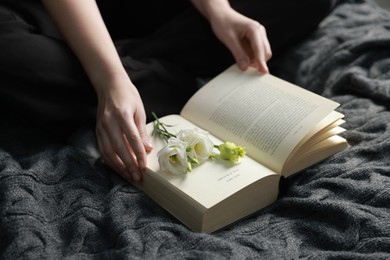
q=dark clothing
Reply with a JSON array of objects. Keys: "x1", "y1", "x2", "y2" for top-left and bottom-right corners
[{"x1": 0, "y1": 0, "x2": 338, "y2": 135}]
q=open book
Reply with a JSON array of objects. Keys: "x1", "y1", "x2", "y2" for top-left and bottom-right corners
[{"x1": 133, "y1": 65, "x2": 348, "y2": 234}]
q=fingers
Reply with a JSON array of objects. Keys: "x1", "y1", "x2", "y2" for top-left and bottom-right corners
[
  {"x1": 248, "y1": 22, "x2": 272, "y2": 74},
  {"x1": 135, "y1": 111, "x2": 153, "y2": 154},
  {"x1": 225, "y1": 21, "x2": 272, "y2": 74},
  {"x1": 120, "y1": 112, "x2": 149, "y2": 173},
  {"x1": 97, "y1": 122, "x2": 141, "y2": 182},
  {"x1": 226, "y1": 34, "x2": 251, "y2": 71},
  {"x1": 96, "y1": 109, "x2": 151, "y2": 182},
  {"x1": 96, "y1": 126, "x2": 127, "y2": 180}
]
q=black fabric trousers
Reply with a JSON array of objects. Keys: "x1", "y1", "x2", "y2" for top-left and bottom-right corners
[{"x1": 0, "y1": 0, "x2": 338, "y2": 135}]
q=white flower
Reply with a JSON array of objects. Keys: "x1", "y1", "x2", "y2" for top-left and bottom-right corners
[
  {"x1": 152, "y1": 112, "x2": 246, "y2": 175},
  {"x1": 177, "y1": 129, "x2": 214, "y2": 164},
  {"x1": 157, "y1": 137, "x2": 190, "y2": 175}
]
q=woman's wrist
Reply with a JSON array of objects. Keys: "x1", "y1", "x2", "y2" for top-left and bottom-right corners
[{"x1": 90, "y1": 67, "x2": 133, "y2": 98}]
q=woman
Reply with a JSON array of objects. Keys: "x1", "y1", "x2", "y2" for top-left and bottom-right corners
[{"x1": 0, "y1": 0, "x2": 338, "y2": 182}]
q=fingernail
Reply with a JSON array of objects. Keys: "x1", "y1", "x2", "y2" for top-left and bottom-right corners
[
  {"x1": 239, "y1": 59, "x2": 249, "y2": 70},
  {"x1": 145, "y1": 138, "x2": 152, "y2": 147},
  {"x1": 146, "y1": 142, "x2": 153, "y2": 151},
  {"x1": 262, "y1": 64, "x2": 269, "y2": 74}
]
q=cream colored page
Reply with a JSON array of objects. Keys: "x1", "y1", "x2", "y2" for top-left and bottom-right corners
[
  {"x1": 180, "y1": 65, "x2": 339, "y2": 173},
  {"x1": 146, "y1": 115, "x2": 278, "y2": 209}
]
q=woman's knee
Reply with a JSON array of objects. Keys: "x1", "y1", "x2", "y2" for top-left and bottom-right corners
[
  {"x1": 0, "y1": 6, "x2": 16, "y2": 22},
  {"x1": 0, "y1": 6, "x2": 20, "y2": 29},
  {"x1": 0, "y1": 5, "x2": 33, "y2": 38},
  {"x1": 300, "y1": 0, "x2": 339, "y2": 21},
  {"x1": 230, "y1": 0, "x2": 338, "y2": 20}
]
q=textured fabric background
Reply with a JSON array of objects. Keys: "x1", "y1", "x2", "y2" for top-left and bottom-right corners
[{"x1": 1, "y1": 0, "x2": 390, "y2": 259}]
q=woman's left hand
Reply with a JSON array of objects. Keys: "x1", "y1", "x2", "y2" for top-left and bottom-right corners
[
  {"x1": 191, "y1": 0, "x2": 272, "y2": 73},
  {"x1": 209, "y1": 6, "x2": 272, "y2": 73}
]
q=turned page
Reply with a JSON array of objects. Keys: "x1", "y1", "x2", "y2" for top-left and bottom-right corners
[{"x1": 180, "y1": 65, "x2": 339, "y2": 173}]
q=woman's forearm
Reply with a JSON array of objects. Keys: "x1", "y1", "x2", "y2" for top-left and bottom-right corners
[
  {"x1": 43, "y1": 0, "x2": 151, "y2": 182},
  {"x1": 42, "y1": 0, "x2": 127, "y2": 94}
]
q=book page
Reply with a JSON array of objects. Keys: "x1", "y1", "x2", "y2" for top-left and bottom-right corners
[
  {"x1": 146, "y1": 115, "x2": 278, "y2": 209},
  {"x1": 283, "y1": 135, "x2": 348, "y2": 176},
  {"x1": 284, "y1": 111, "x2": 345, "y2": 167},
  {"x1": 180, "y1": 65, "x2": 339, "y2": 173}
]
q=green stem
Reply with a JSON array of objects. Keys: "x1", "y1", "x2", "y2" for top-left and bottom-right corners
[{"x1": 152, "y1": 112, "x2": 176, "y2": 142}]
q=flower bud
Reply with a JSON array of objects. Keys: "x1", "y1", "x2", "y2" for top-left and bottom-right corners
[{"x1": 218, "y1": 141, "x2": 246, "y2": 164}]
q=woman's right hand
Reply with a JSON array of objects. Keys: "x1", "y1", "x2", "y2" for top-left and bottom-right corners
[
  {"x1": 95, "y1": 72, "x2": 153, "y2": 182},
  {"x1": 42, "y1": 0, "x2": 152, "y2": 181}
]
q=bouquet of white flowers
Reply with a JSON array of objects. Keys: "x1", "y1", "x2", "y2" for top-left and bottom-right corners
[{"x1": 152, "y1": 113, "x2": 246, "y2": 175}]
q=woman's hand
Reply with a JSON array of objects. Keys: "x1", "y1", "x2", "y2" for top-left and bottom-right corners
[
  {"x1": 210, "y1": 8, "x2": 272, "y2": 73},
  {"x1": 95, "y1": 73, "x2": 153, "y2": 182},
  {"x1": 42, "y1": 0, "x2": 152, "y2": 181},
  {"x1": 191, "y1": 0, "x2": 272, "y2": 73}
]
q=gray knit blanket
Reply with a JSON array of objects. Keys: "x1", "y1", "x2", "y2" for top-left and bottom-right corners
[{"x1": 1, "y1": 0, "x2": 390, "y2": 259}]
